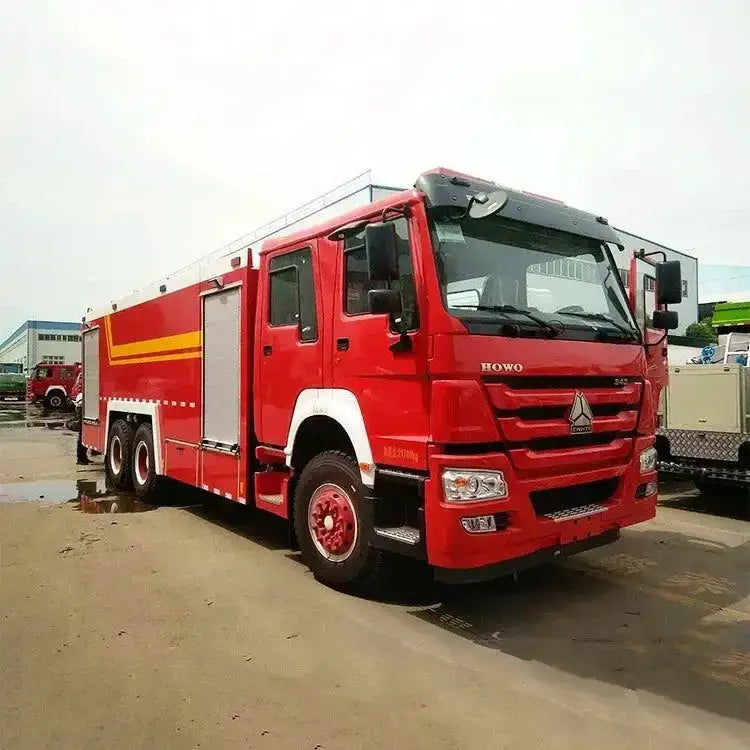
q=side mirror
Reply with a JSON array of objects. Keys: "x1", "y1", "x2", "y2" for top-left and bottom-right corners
[
  {"x1": 655, "y1": 261, "x2": 682, "y2": 305},
  {"x1": 652, "y1": 309, "x2": 678, "y2": 331},
  {"x1": 365, "y1": 222, "x2": 399, "y2": 281},
  {"x1": 368, "y1": 288, "x2": 402, "y2": 315}
]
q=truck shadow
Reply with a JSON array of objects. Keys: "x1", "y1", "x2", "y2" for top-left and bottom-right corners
[
  {"x1": 410, "y1": 527, "x2": 750, "y2": 722},
  {"x1": 659, "y1": 481, "x2": 750, "y2": 521},
  {"x1": 178, "y1": 488, "x2": 291, "y2": 551},
  {"x1": 171, "y1": 483, "x2": 750, "y2": 721}
]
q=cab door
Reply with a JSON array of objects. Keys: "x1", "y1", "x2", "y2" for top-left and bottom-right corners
[
  {"x1": 630, "y1": 255, "x2": 667, "y2": 425},
  {"x1": 331, "y1": 215, "x2": 429, "y2": 470},
  {"x1": 258, "y1": 242, "x2": 323, "y2": 447}
]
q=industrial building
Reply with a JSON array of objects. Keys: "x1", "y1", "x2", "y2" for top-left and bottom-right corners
[
  {"x1": 612, "y1": 229, "x2": 698, "y2": 335},
  {"x1": 0, "y1": 320, "x2": 82, "y2": 373}
]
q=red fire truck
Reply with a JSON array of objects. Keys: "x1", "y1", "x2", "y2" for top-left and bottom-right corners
[
  {"x1": 81, "y1": 169, "x2": 682, "y2": 588},
  {"x1": 27, "y1": 362, "x2": 81, "y2": 409}
]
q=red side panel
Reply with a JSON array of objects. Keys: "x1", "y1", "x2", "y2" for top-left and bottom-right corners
[
  {"x1": 201, "y1": 451, "x2": 244, "y2": 502},
  {"x1": 164, "y1": 440, "x2": 198, "y2": 486},
  {"x1": 83, "y1": 259, "x2": 258, "y2": 508}
]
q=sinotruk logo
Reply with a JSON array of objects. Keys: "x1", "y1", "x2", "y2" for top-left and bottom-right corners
[{"x1": 569, "y1": 391, "x2": 593, "y2": 434}]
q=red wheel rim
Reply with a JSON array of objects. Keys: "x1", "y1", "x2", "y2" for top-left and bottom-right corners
[
  {"x1": 307, "y1": 483, "x2": 358, "y2": 562},
  {"x1": 110, "y1": 435, "x2": 122, "y2": 475},
  {"x1": 135, "y1": 441, "x2": 149, "y2": 486}
]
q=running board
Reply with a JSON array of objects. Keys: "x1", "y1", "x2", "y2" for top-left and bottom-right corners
[
  {"x1": 544, "y1": 503, "x2": 607, "y2": 522},
  {"x1": 375, "y1": 525, "x2": 420, "y2": 545},
  {"x1": 372, "y1": 525, "x2": 424, "y2": 559}
]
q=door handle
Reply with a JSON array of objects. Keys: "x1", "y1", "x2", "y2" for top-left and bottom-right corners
[
  {"x1": 263, "y1": 345, "x2": 272, "y2": 356},
  {"x1": 336, "y1": 338, "x2": 349, "y2": 352}
]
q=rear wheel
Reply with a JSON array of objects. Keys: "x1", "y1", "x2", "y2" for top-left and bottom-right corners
[
  {"x1": 131, "y1": 423, "x2": 158, "y2": 500},
  {"x1": 106, "y1": 420, "x2": 135, "y2": 489},
  {"x1": 293, "y1": 450, "x2": 392, "y2": 592}
]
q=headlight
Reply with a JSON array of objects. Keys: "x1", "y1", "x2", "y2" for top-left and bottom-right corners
[
  {"x1": 639, "y1": 446, "x2": 657, "y2": 474},
  {"x1": 442, "y1": 469, "x2": 508, "y2": 503}
]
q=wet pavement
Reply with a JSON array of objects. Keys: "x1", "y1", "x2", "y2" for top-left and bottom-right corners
[
  {"x1": 0, "y1": 401, "x2": 73, "y2": 429},
  {"x1": 1, "y1": 427, "x2": 749, "y2": 748},
  {"x1": 0, "y1": 476, "x2": 154, "y2": 513}
]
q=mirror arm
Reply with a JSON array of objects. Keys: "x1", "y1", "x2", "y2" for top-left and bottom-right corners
[
  {"x1": 388, "y1": 313, "x2": 412, "y2": 353},
  {"x1": 635, "y1": 248, "x2": 667, "y2": 263},
  {"x1": 389, "y1": 331, "x2": 412, "y2": 353},
  {"x1": 380, "y1": 204, "x2": 411, "y2": 223}
]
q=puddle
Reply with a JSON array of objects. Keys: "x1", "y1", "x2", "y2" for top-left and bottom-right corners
[
  {"x1": 0, "y1": 477, "x2": 155, "y2": 513},
  {"x1": 0, "y1": 403, "x2": 73, "y2": 429},
  {"x1": 77, "y1": 495, "x2": 153, "y2": 514}
]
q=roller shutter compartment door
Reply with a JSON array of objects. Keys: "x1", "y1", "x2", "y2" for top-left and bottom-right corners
[
  {"x1": 202, "y1": 287, "x2": 240, "y2": 447},
  {"x1": 83, "y1": 328, "x2": 99, "y2": 421}
]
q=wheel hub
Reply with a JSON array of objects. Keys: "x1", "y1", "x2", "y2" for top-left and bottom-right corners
[{"x1": 308, "y1": 485, "x2": 357, "y2": 560}]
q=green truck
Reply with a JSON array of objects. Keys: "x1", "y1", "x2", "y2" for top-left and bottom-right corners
[{"x1": 0, "y1": 362, "x2": 25, "y2": 401}]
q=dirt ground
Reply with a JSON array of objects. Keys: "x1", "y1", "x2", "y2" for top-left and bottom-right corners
[{"x1": 1, "y1": 410, "x2": 749, "y2": 749}]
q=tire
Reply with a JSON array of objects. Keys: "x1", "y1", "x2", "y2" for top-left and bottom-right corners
[
  {"x1": 46, "y1": 391, "x2": 65, "y2": 409},
  {"x1": 131, "y1": 423, "x2": 158, "y2": 500},
  {"x1": 293, "y1": 450, "x2": 392, "y2": 592},
  {"x1": 106, "y1": 420, "x2": 135, "y2": 489}
]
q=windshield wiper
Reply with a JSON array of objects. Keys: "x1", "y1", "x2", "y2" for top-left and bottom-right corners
[
  {"x1": 555, "y1": 310, "x2": 637, "y2": 340},
  {"x1": 452, "y1": 304, "x2": 563, "y2": 337}
]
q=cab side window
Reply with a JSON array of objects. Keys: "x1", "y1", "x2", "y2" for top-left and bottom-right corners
[
  {"x1": 343, "y1": 216, "x2": 419, "y2": 331},
  {"x1": 269, "y1": 248, "x2": 318, "y2": 343}
]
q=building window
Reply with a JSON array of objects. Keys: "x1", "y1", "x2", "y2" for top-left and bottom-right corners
[
  {"x1": 618, "y1": 268, "x2": 630, "y2": 288},
  {"x1": 681, "y1": 279, "x2": 688, "y2": 298}
]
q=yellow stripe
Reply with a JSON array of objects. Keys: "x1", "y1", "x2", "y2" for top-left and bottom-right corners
[
  {"x1": 104, "y1": 315, "x2": 114, "y2": 361},
  {"x1": 109, "y1": 351, "x2": 202, "y2": 366},
  {"x1": 102, "y1": 314, "x2": 202, "y2": 365},
  {"x1": 111, "y1": 330, "x2": 201, "y2": 358}
]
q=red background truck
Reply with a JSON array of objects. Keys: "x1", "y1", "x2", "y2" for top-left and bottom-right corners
[
  {"x1": 81, "y1": 168, "x2": 682, "y2": 589},
  {"x1": 27, "y1": 362, "x2": 81, "y2": 409}
]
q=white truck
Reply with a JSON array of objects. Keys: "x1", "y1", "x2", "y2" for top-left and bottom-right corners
[{"x1": 657, "y1": 332, "x2": 750, "y2": 492}]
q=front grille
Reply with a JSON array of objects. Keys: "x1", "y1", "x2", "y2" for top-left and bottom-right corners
[
  {"x1": 485, "y1": 376, "x2": 641, "y2": 466},
  {"x1": 530, "y1": 478, "x2": 618, "y2": 517},
  {"x1": 507, "y1": 403, "x2": 626, "y2": 420},
  {"x1": 526, "y1": 432, "x2": 618, "y2": 451}
]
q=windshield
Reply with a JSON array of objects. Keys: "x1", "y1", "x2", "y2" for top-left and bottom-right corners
[{"x1": 429, "y1": 214, "x2": 639, "y2": 343}]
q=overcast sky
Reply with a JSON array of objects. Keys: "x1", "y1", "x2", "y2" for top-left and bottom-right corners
[{"x1": 1, "y1": 0, "x2": 748, "y2": 333}]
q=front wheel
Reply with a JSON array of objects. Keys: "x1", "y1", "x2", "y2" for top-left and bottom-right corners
[
  {"x1": 47, "y1": 392, "x2": 64, "y2": 409},
  {"x1": 293, "y1": 451, "x2": 392, "y2": 592}
]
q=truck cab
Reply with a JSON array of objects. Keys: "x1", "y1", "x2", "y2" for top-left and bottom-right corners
[
  {"x1": 254, "y1": 169, "x2": 683, "y2": 584},
  {"x1": 27, "y1": 363, "x2": 81, "y2": 409}
]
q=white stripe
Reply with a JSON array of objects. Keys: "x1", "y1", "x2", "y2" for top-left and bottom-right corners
[
  {"x1": 237, "y1": 497, "x2": 246, "y2": 504},
  {"x1": 180, "y1": 401, "x2": 186, "y2": 407},
  {"x1": 189, "y1": 402, "x2": 196, "y2": 408},
  {"x1": 163, "y1": 400, "x2": 168, "y2": 405},
  {"x1": 201, "y1": 484, "x2": 209, "y2": 490},
  {"x1": 171, "y1": 401, "x2": 177, "y2": 406},
  {"x1": 224, "y1": 492, "x2": 232, "y2": 499}
]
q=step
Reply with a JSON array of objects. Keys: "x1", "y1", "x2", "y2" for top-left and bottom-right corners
[{"x1": 374, "y1": 526, "x2": 420, "y2": 545}]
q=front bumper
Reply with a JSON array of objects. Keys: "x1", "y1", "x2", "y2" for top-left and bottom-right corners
[
  {"x1": 435, "y1": 529, "x2": 620, "y2": 584},
  {"x1": 424, "y1": 436, "x2": 656, "y2": 573}
]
